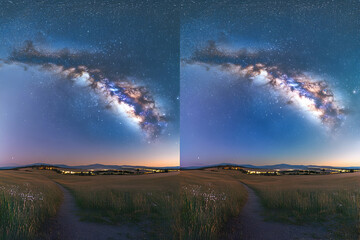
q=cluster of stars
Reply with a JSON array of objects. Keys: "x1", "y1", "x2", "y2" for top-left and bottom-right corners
[
  {"x1": 7, "y1": 42, "x2": 167, "y2": 139},
  {"x1": 186, "y1": 42, "x2": 346, "y2": 132}
]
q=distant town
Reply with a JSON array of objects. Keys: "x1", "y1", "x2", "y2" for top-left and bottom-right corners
[
  {"x1": 3, "y1": 163, "x2": 359, "y2": 176},
  {"x1": 221, "y1": 166, "x2": 358, "y2": 175},
  {"x1": 13, "y1": 165, "x2": 179, "y2": 176}
]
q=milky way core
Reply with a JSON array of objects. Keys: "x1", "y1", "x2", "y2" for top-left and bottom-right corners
[
  {"x1": 8, "y1": 42, "x2": 167, "y2": 139},
  {"x1": 186, "y1": 42, "x2": 346, "y2": 131}
]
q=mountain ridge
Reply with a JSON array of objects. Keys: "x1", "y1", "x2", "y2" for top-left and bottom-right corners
[
  {"x1": 1, "y1": 162, "x2": 359, "y2": 170},
  {"x1": 0, "y1": 163, "x2": 180, "y2": 170},
  {"x1": 181, "y1": 163, "x2": 360, "y2": 170}
]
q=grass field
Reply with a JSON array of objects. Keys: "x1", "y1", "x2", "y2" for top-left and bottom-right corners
[
  {"x1": 175, "y1": 170, "x2": 247, "y2": 239},
  {"x1": 1, "y1": 169, "x2": 247, "y2": 239},
  {"x1": 2, "y1": 167, "x2": 358, "y2": 239},
  {"x1": 229, "y1": 170, "x2": 360, "y2": 239},
  {"x1": 45, "y1": 170, "x2": 180, "y2": 239},
  {"x1": 0, "y1": 169, "x2": 62, "y2": 240},
  {"x1": 45, "y1": 169, "x2": 247, "y2": 239}
]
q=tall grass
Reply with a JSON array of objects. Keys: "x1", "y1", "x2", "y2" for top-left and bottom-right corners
[
  {"x1": 171, "y1": 170, "x2": 247, "y2": 239},
  {"x1": 48, "y1": 172, "x2": 181, "y2": 239},
  {"x1": 174, "y1": 181, "x2": 246, "y2": 240},
  {"x1": 231, "y1": 171, "x2": 360, "y2": 239},
  {"x1": 71, "y1": 187, "x2": 179, "y2": 239},
  {"x1": 0, "y1": 170, "x2": 62, "y2": 240},
  {"x1": 258, "y1": 188, "x2": 359, "y2": 221},
  {"x1": 255, "y1": 187, "x2": 360, "y2": 238},
  {"x1": 4, "y1": 168, "x2": 358, "y2": 239},
  {"x1": 48, "y1": 170, "x2": 247, "y2": 239}
]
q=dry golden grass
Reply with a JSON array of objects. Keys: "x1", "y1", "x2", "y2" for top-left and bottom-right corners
[
  {"x1": 44, "y1": 171, "x2": 180, "y2": 238},
  {"x1": 44, "y1": 169, "x2": 247, "y2": 239},
  {"x1": 0, "y1": 170, "x2": 62, "y2": 240},
  {"x1": 10, "y1": 167, "x2": 358, "y2": 239},
  {"x1": 175, "y1": 169, "x2": 247, "y2": 240},
  {"x1": 228, "y1": 170, "x2": 360, "y2": 239}
]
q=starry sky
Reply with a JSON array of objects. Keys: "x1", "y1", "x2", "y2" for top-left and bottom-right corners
[
  {"x1": 0, "y1": 0, "x2": 179, "y2": 167},
  {"x1": 181, "y1": 0, "x2": 360, "y2": 167}
]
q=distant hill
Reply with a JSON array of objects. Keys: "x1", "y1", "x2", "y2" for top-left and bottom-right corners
[
  {"x1": 1, "y1": 162, "x2": 359, "y2": 171},
  {"x1": 0, "y1": 166, "x2": 19, "y2": 170},
  {"x1": 181, "y1": 163, "x2": 360, "y2": 170},
  {"x1": 0, "y1": 163, "x2": 180, "y2": 170}
]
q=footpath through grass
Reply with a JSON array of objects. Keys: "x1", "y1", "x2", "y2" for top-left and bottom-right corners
[
  {"x1": 0, "y1": 169, "x2": 62, "y2": 240},
  {"x1": 229, "y1": 170, "x2": 360, "y2": 239},
  {"x1": 46, "y1": 171, "x2": 180, "y2": 239},
  {"x1": 46, "y1": 169, "x2": 247, "y2": 239},
  {"x1": 3, "y1": 168, "x2": 359, "y2": 239}
]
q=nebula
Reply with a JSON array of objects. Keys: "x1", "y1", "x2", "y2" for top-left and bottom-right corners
[
  {"x1": 185, "y1": 41, "x2": 346, "y2": 131},
  {"x1": 7, "y1": 41, "x2": 167, "y2": 139}
]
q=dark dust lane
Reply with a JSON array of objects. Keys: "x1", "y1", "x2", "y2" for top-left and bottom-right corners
[
  {"x1": 43, "y1": 183, "x2": 147, "y2": 240},
  {"x1": 224, "y1": 184, "x2": 329, "y2": 240}
]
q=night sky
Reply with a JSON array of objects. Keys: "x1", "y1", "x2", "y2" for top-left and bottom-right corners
[
  {"x1": 0, "y1": 0, "x2": 179, "y2": 167},
  {"x1": 1, "y1": 1, "x2": 359, "y2": 168},
  {"x1": 181, "y1": 0, "x2": 360, "y2": 167}
]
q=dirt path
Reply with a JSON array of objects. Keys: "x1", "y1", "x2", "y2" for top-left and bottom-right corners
[
  {"x1": 43, "y1": 183, "x2": 147, "y2": 240},
  {"x1": 225, "y1": 183, "x2": 328, "y2": 240}
]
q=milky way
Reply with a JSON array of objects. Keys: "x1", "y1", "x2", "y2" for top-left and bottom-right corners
[
  {"x1": 7, "y1": 41, "x2": 167, "y2": 139},
  {"x1": 186, "y1": 42, "x2": 346, "y2": 131}
]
